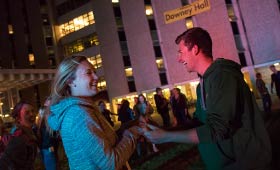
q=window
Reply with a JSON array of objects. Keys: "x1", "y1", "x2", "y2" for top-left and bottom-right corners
[
  {"x1": 145, "y1": 5, "x2": 153, "y2": 16},
  {"x1": 156, "y1": 59, "x2": 164, "y2": 69},
  {"x1": 42, "y1": 14, "x2": 50, "y2": 25},
  {"x1": 125, "y1": 68, "x2": 133, "y2": 77},
  {"x1": 230, "y1": 21, "x2": 239, "y2": 35},
  {"x1": 56, "y1": 0, "x2": 90, "y2": 17},
  {"x1": 238, "y1": 53, "x2": 247, "y2": 67},
  {"x1": 45, "y1": 37, "x2": 53, "y2": 46},
  {"x1": 185, "y1": 18, "x2": 194, "y2": 29},
  {"x1": 59, "y1": 11, "x2": 95, "y2": 37},
  {"x1": 123, "y1": 56, "x2": 131, "y2": 67},
  {"x1": 113, "y1": 6, "x2": 122, "y2": 17},
  {"x1": 154, "y1": 46, "x2": 162, "y2": 58},
  {"x1": 29, "y1": 54, "x2": 35, "y2": 66},
  {"x1": 181, "y1": 0, "x2": 189, "y2": 5},
  {"x1": 227, "y1": 5, "x2": 236, "y2": 21},
  {"x1": 118, "y1": 31, "x2": 127, "y2": 41},
  {"x1": 159, "y1": 73, "x2": 168, "y2": 85},
  {"x1": 88, "y1": 54, "x2": 102, "y2": 69},
  {"x1": 8, "y1": 25, "x2": 13, "y2": 34},
  {"x1": 225, "y1": 0, "x2": 232, "y2": 4},
  {"x1": 144, "y1": 0, "x2": 151, "y2": 5},
  {"x1": 128, "y1": 81, "x2": 136, "y2": 92},
  {"x1": 148, "y1": 19, "x2": 157, "y2": 30},
  {"x1": 64, "y1": 33, "x2": 99, "y2": 55}
]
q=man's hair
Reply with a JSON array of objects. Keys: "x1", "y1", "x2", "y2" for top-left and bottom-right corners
[
  {"x1": 270, "y1": 65, "x2": 275, "y2": 69},
  {"x1": 156, "y1": 87, "x2": 162, "y2": 93},
  {"x1": 175, "y1": 27, "x2": 213, "y2": 59},
  {"x1": 11, "y1": 101, "x2": 33, "y2": 119},
  {"x1": 256, "y1": 72, "x2": 261, "y2": 78}
]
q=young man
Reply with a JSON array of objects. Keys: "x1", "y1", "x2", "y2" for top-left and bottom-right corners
[
  {"x1": 154, "y1": 87, "x2": 170, "y2": 127},
  {"x1": 256, "y1": 72, "x2": 272, "y2": 114},
  {"x1": 269, "y1": 65, "x2": 280, "y2": 99},
  {"x1": 143, "y1": 27, "x2": 271, "y2": 170}
]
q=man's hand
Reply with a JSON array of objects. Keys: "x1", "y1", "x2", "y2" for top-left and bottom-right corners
[{"x1": 143, "y1": 124, "x2": 168, "y2": 144}]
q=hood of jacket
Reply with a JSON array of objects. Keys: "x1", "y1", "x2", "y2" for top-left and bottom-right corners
[
  {"x1": 203, "y1": 58, "x2": 243, "y2": 79},
  {"x1": 48, "y1": 97, "x2": 94, "y2": 131}
]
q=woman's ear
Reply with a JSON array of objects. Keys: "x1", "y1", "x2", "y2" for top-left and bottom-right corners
[{"x1": 67, "y1": 79, "x2": 75, "y2": 87}]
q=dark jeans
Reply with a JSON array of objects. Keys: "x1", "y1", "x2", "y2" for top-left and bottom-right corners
[
  {"x1": 159, "y1": 111, "x2": 170, "y2": 127},
  {"x1": 262, "y1": 94, "x2": 271, "y2": 114}
]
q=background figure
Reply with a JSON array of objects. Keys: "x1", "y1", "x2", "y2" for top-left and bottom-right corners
[
  {"x1": 0, "y1": 101, "x2": 38, "y2": 169},
  {"x1": 98, "y1": 100, "x2": 116, "y2": 127},
  {"x1": 270, "y1": 65, "x2": 280, "y2": 99},
  {"x1": 170, "y1": 88, "x2": 189, "y2": 127},
  {"x1": 134, "y1": 94, "x2": 159, "y2": 156},
  {"x1": 154, "y1": 87, "x2": 170, "y2": 127},
  {"x1": 143, "y1": 27, "x2": 271, "y2": 170},
  {"x1": 47, "y1": 56, "x2": 141, "y2": 170},
  {"x1": 37, "y1": 98, "x2": 59, "y2": 170},
  {"x1": 256, "y1": 72, "x2": 272, "y2": 115},
  {"x1": 134, "y1": 94, "x2": 154, "y2": 119},
  {"x1": 118, "y1": 99, "x2": 135, "y2": 126}
]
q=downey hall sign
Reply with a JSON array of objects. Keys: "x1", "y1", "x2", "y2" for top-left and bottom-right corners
[{"x1": 164, "y1": 0, "x2": 211, "y2": 24}]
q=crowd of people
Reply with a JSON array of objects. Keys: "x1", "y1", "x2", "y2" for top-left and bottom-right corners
[{"x1": 0, "y1": 27, "x2": 279, "y2": 170}]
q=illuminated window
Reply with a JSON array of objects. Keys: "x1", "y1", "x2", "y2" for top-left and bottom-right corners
[
  {"x1": 185, "y1": 18, "x2": 194, "y2": 29},
  {"x1": 97, "y1": 77, "x2": 107, "y2": 91},
  {"x1": 125, "y1": 68, "x2": 133, "y2": 77},
  {"x1": 64, "y1": 33, "x2": 99, "y2": 55},
  {"x1": 145, "y1": 5, "x2": 153, "y2": 16},
  {"x1": 29, "y1": 54, "x2": 35, "y2": 65},
  {"x1": 59, "y1": 11, "x2": 95, "y2": 38},
  {"x1": 112, "y1": 0, "x2": 119, "y2": 3},
  {"x1": 156, "y1": 59, "x2": 164, "y2": 69},
  {"x1": 8, "y1": 25, "x2": 13, "y2": 34},
  {"x1": 88, "y1": 54, "x2": 102, "y2": 69},
  {"x1": 227, "y1": 5, "x2": 236, "y2": 21}
]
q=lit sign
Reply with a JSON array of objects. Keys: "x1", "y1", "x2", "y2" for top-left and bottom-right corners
[{"x1": 164, "y1": 0, "x2": 210, "y2": 24}]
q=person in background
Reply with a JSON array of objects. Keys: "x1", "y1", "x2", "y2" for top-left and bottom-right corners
[
  {"x1": 98, "y1": 100, "x2": 116, "y2": 127},
  {"x1": 118, "y1": 99, "x2": 135, "y2": 126},
  {"x1": 47, "y1": 56, "x2": 141, "y2": 170},
  {"x1": 134, "y1": 94, "x2": 154, "y2": 119},
  {"x1": 256, "y1": 72, "x2": 272, "y2": 115},
  {"x1": 269, "y1": 65, "x2": 280, "y2": 99},
  {"x1": 135, "y1": 94, "x2": 159, "y2": 155},
  {"x1": 0, "y1": 101, "x2": 38, "y2": 169},
  {"x1": 170, "y1": 88, "x2": 189, "y2": 127},
  {"x1": 143, "y1": 27, "x2": 272, "y2": 170},
  {"x1": 154, "y1": 87, "x2": 171, "y2": 128},
  {"x1": 37, "y1": 98, "x2": 59, "y2": 170}
]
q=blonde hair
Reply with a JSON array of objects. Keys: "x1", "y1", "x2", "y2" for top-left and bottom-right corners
[
  {"x1": 50, "y1": 56, "x2": 88, "y2": 105},
  {"x1": 45, "y1": 56, "x2": 88, "y2": 126}
]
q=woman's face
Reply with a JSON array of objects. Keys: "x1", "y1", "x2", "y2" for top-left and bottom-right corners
[
  {"x1": 19, "y1": 104, "x2": 36, "y2": 128},
  {"x1": 139, "y1": 96, "x2": 145, "y2": 103},
  {"x1": 71, "y1": 60, "x2": 98, "y2": 97}
]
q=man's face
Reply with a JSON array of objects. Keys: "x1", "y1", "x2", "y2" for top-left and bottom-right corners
[
  {"x1": 177, "y1": 40, "x2": 196, "y2": 72},
  {"x1": 19, "y1": 104, "x2": 36, "y2": 128}
]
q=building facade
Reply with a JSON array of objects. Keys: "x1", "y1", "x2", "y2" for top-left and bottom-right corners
[{"x1": 1, "y1": 0, "x2": 280, "y2": 115}]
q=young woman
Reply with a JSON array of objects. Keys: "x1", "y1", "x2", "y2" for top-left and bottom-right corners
[
  {"x1": 0, "y1": 101, "x2": 38, "y2": 169},
  {"x1": 47, "y1": 56, "x2": 141, "y2": 170}
]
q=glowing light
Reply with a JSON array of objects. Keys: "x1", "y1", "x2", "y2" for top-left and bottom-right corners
[{"x1": 145, "y1": 6, "x2": 153, "y2": 16}]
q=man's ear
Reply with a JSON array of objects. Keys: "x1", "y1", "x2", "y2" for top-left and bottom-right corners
[{"x1": 192, "y1": 45, "x2": 200, "y2": 55}]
